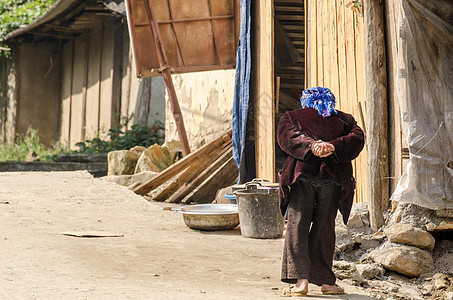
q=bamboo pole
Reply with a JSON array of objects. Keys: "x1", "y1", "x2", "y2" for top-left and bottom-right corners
[
  {"x1": 144, "y1": 0, "x2": 191, "y2": 156},
  {"x1": 363, "y1": 0, "x2": 389, "y2": 231}
]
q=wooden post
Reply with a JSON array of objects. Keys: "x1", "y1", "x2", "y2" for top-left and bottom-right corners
[
  {"x1": 253, "y1": 0, "x2": 275, "y2": 182},
  {"x1": 364, "y1": 0, "x2": 389, "y2": 231},
  {"x1": 144, "y1": 0, "x2": 191, "y2": 156}
]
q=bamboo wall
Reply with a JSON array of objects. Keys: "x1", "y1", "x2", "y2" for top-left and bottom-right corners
[{"x1": 306, "y1": 0, "x2": 367, "y2": 203}]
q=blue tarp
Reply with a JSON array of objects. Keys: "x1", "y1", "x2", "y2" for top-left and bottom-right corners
[{"x1": 232, "y1": 0, "x2": 252, "y2": 179}]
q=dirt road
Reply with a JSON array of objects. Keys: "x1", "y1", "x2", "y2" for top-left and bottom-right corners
[{"x1": 0, "y1": 171, "x2": 375, "y2": 299}]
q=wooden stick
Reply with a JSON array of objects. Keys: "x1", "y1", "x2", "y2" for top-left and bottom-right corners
[
  {"x1": 133, "y1": 130, "x2": 232, "y2": 195},
  {"x1": 144, "y1": 0, "x2": 191, "y2": 156}
]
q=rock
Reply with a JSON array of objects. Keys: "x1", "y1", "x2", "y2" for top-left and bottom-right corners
[
  {"x1": 359, "y1": 235, "x2": 381, "y2": 250},
  {"x1": 347, "y1": 213, "x2": 365, "y2": 228},
  {"x1": 130, "y1": 146, "x2": 146, "y2": 155},
  {"x1": 101, "y1": 171, "x2": 157, "y2": 187},
  {"x1": 421, "y1": 284, "x2": 434, "y2": 295},
  {"x1": 107, "y1": 150, "x2": 140, "y2": 175},
  {"x1": 432, "y1": 273, "x2": 449, "y2": 290},
  {"x1": 332, "y1": 261, "x2": 364, "y2": 285},
  {"x1": 436, "y1": 209, "x2": 453, "y2": 218},
  {"x1": 162, "y1": 140, "x2": 181, "y2": 162},
  {"x1": 446, "y1": 291, "x2": 453, "y2": 300},
  {"x1": 384, "y1": 223, "x2": 435, "y2": 250},
  {"x1": 134, "y1": 144, "x2": 173, "y2": 174},
  {"x1": 372, "y1": 231, "x2": 385, "y2": 242},
  {"x1": 335, "y1": 227, "x2": 355, "y2": 252},
  {"x1": 353, "y1": 235, "x2": 362, "y2": 244},
  {"x1": 427, "y1": 221, "x2": 453, "y2": 232},
  {"x1": 368, "y1": 243, "x2": 434, "y2": 277},
  {"x1": 391, "y1": 203, "x2": 442, "y2": 229},
  {"x1": 26, "y1": 150, "x2": 40, "y2": 162},
  {"x1": 356, "y1": 263, "x2": 384, "y2": 279}
]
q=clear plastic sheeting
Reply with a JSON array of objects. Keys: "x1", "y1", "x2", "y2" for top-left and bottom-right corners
[{"x1": 391, "y1": 0, "x2": 453, "y2": 210}]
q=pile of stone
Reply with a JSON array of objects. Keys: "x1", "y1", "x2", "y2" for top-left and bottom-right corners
[
  {"x1": 103, "y1": 140, "x2": 181, "y2": 189},
  {"x1": 333, "y1": 202, "x2": 453, "y2": 300},
  {"x1": 103, "y1": 130, "x2": 238, "y2": 205}
]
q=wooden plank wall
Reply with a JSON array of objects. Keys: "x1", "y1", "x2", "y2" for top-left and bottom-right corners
[
  {"x1": 60, "y1": 21, "x2": 139, "y2": 148},
  {"x1": 306, "y1": 0, "x2": 367, "y2": 203}
]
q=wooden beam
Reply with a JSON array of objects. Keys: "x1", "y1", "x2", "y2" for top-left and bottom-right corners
[
  {"x1": 364, "y1": 0, "x2": 389, "y2": 231},
  {"x1": 166, "y1": 146, "x2": 233, "y2": 203},
  {"x1": 253, "y1": 0, "x2": 275, "y2": 182},
  {"x1": 133, "y1": 130, "x2": 232, "y2": 195},
  {"x1": 181, "y1": 156, "x2": 238, "y2": 204},
  {"x1": 152, "y1": 144, "x2": 230, "y2": 202}
]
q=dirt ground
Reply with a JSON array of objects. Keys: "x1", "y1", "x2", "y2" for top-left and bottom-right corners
[{"x1": 0, "y1": 171, "x2": 376, "y2": 299}]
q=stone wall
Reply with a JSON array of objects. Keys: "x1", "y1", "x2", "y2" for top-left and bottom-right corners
[{"x1": 165, "y1": 69, "x2": 235, "y2": 150}]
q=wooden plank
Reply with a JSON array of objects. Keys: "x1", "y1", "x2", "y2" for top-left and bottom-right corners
[
  {"x1": 307, "y1": 0, "x2": 317, "y2": 87},
  {"x1": 364, "y1": 0, "x2": 389, "y2": 231},
  {"x1": 253, "y1": 0, "x2": 275, "y2": 182},
  {"x1": 60, "y1": 40, "x2": 73, "y2": 146},
  {"x1": 316, "y1": 0, "x2": 324, "y2": 85},
  {"x1": 322, "y1": 0, "x2": 331, "y2": 90},
  {"x1": 152, "y1": 143, "x2": 230, "y2": 202},
  {"x1": 385, "y1": 0, "x2": 403, "y2": 195},
  {"x1": 165, "y1": 146, "x2": 233, "y2": 203},
  {"x1": 99, "y1": 23, "x2": 115, "y2": 139},
  {"x1": 276, "y1": 76, "x2": 281, "y2": 113},
  {"x1": 344, "y1": 4, "x2": 357, "y2": 115},
  {"x1": 70, "y1": 36, "x2": 88, "y2": 148},
  {"x1": 111, "y1": 24, "x2": 123, "y2": 131},
  {"x1": 85, "y1": 26, "x2": 103, "y2": 139},
  {"x1": 181, "y1": 156, "x2": 238, "y2": 204},
  {"x1": 128, "y1": 48, "x2": 140, "y2": 128},
  {"x1": 354, "y1": 10, "x2": 367, "y2": 206},
  {"x1": 304, "y1": 0, "x2": 309, "y2": 88},
  {"x1": 134, "y1": 130, "x2": 232, "y2": 195},
  {"x1": 336, "y1": 0, "x2": 347, "y2": 111},
  {"x1": 121, "y1": 24, "x2": 132, "y2": 131},
  {"x1": 328, "y1": 0, "x2": 340, "y2": 100}
]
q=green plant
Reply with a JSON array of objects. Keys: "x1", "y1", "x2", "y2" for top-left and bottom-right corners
[
  {"x1": 73, "y1": 122, "x2": 164, "y2": 154},
  {"x1": 0, "y1": 0, "x2": 56, "y2": 55},
  {"x1": 0, "y1": 128, "x2": 66, "y2": 161}
]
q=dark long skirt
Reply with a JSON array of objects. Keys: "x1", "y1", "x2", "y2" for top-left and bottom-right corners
[{"x1": 281, "y1": 180, "x2": 341, "y2": 286}]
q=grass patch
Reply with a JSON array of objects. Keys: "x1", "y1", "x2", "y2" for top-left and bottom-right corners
[{"x1": 0, "y1": 128, "x2": 66, "y2": 161}]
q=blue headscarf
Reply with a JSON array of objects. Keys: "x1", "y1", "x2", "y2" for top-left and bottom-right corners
[{"x1": 300, "y1": 87, "x2": 337, "y2": 117}]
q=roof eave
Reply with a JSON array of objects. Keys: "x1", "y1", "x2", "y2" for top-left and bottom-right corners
[{"x1": 4, "y1": 0, "x2": 82, "y2": 41}]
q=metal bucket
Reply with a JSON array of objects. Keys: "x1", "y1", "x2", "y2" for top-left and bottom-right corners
[{"x1": 234, "y1": 185, "x2": 284, "y2": 239}]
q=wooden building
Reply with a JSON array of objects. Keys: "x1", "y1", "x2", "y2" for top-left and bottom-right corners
[{"x1": 1, "y1": 0, "x2": 165, "y2": 148}]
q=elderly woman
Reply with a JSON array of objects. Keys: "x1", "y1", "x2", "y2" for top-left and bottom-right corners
[{"x1": 277, "y1": 87, "x2": 365, "y2": 296}]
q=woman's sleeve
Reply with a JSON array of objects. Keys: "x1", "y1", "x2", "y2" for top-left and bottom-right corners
[
  {"x1": 277, "y1": 112, "x2": 316, "y2": 161},
  {"x1": 329, "y1": 115, "x2": 365, "y2": 163}
]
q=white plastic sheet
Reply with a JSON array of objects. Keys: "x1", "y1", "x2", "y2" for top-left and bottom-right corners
[{"x1": 391, "y1": 0, "x2": 453, "y2": 210}]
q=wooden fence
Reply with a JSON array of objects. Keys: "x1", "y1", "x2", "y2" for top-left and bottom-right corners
[{"x1": 305, "y1": 0, "x2": 367, "y2": 203}]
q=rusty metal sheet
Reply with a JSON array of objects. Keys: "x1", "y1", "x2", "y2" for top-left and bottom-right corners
[{"x1": 125, "y1": 0, "x2": 240, "y2": 78}]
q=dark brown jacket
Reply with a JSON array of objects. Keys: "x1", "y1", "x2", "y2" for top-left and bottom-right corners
[{"x1": 277, "y1": 107, "x2": 365, "y2": 224}]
